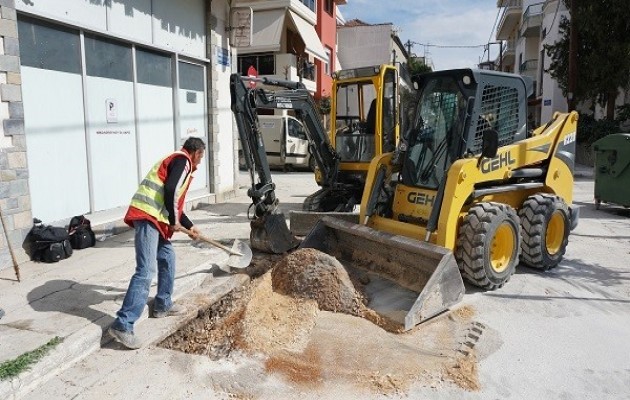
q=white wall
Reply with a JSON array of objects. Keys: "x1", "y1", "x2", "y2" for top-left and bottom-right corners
[
  {"x1": 540, "y1": 0, "x2": 569, "y2": 123},
  {"x1": 337, "y1": 24, "x2": 392, "y2": 69},
  {"x1": 22, "y1": 68, "x2": 90, "y2": 223},
  {"x1": 17, "y1": 0, "x2": 206, "y2": 58},
  {"x1": 211, "y1": 0, "x2": 237, "y2": 195}
]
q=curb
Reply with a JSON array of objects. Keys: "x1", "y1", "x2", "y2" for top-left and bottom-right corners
[{"x1": 0, "y1": 263, "x2": 250, "y2": 400}]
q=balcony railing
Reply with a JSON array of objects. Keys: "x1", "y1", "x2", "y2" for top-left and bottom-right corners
[
  {"x1": 521, "y1": 2, "x2": 544, "y2": 37},
  {"x1": 497, "y1": 0, "x2": 522, "y2": 40},
  {"x1": 519, "y1": 59, "x2": 538, "y2": 74}
]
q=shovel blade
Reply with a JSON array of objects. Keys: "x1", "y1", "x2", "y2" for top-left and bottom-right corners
[{"x1": 226, "y1": 239, "x2": 253, "y2": 270}]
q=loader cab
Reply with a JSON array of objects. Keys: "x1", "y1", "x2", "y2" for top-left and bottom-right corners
[
  {"x1": 401, "y1": 69, "x2": 531, "y2": 190},
  {"x1": 331, "y1": 65, "x2": 400, "y2": 169}
]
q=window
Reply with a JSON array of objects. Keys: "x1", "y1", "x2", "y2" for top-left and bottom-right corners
[
  {"x1": 136, "y1": 48, "x2": 172, "y2": 87},
  {"x1": 324, "y1": 47, "x2": 332, "y2": 75},
  {"x1": 381, "y1": 69, "x2": 397, "y2": 152},
  {"x1": 324, "y1": 0, "x2": 334, "y2": 15},
  {"x1": 238, "y1": 54, "x2": 275, "y2": 75},
  {"x1": 85, "y1": 35, "x2": 132, "y2": 81},
  {"x1": 178, "y1": 62, "x2": 204, "y2": 91},
  {"x1": 288, "y1": 119, "x2": 307, "y2": 140},
  {"x1": 18, "y1": 16, "x2": 81, "y2": 74},
  {"x1": 299, "y1": 0, "x2": 315, "y2": 12}
]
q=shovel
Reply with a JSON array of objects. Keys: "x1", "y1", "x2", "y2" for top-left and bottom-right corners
[{"x1": 181, "y1": 228, "x2": 252, "y2": 272}]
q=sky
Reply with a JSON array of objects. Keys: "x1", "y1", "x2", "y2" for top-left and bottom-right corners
[{"x1": 337, "y1": 0, "x2": 501, "y2": 70}]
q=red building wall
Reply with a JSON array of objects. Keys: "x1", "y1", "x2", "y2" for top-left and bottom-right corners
[{"x1": 315, "y1": 0, "x2": 337, "y2": 100}]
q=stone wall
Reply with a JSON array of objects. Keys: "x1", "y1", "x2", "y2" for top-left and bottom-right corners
[{"x1": 0, "y1": 0, "x2": 31, "y2": 272}]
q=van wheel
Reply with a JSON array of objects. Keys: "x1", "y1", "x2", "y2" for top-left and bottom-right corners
[
  {"x1": 455, "y1": 202, "x2": 521, "y2": 290},
  {"x1": 519, "y1": 194, "x2": 570, "y2": 270}
]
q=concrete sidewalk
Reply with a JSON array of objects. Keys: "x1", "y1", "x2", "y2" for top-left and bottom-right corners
[{"x1": 0, "y1": 205, "x2": 254, "y2": 399}]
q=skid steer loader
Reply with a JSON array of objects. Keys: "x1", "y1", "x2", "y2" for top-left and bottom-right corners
[{"x1": 302, "y1": 69, "x2": 579, "y2": 330}]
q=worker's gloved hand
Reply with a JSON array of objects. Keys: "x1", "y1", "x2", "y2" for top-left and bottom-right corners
[
  {"x1": 186, "y1": 226, "x2": 200, "y2": 240},
  {"x1": 170, "y1": 223, "x2": 182, "y2": 233}
]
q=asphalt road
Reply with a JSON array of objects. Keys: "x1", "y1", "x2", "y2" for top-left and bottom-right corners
[{"x1": 24, "y1": 172, "x2": 630, "y2": 399}]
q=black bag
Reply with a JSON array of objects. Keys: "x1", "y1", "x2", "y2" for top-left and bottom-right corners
[
  {"x1": 41, "y1": 239, "x2": 73, "y2": 263},
  {"x1": 68, "y1": 215, "x2": 96, "y2": 250},
  {"x1": 28, "y1": 221, "x2": 73, "y2": 263}
]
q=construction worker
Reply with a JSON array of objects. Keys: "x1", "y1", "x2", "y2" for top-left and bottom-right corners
[{"x1": 108, "y1": 137, "x2": 206, "y2": 349}]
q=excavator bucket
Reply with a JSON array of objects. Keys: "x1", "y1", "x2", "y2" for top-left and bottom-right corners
[
  {"x1": 250, "y1": 211, "x2": 299, "y2": 254},
  {"x1": 300, "y1": 217, "x2": 465, "y2": 331}
]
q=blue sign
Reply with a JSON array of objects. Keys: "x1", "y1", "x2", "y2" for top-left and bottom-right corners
[
  {"x1": 216, "y1": 47, "x2": 230, "y2": 67},
  {"x1": 544, "y1": 99, "x2": 551, "y2": 106}
]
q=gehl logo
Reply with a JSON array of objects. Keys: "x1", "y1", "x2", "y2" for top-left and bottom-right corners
[
  {"x1": 481, "y1": 152, "x2": 516, "y2": 173},
  {"x1": 407, "y1": 192, "x2": 436, "y2": 206}
]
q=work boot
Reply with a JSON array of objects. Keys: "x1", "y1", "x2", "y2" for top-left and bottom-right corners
[
  {"x1": 108, "y1": 326, "x2": 141, "y2": 350},
  {"x1": 152, "y1": 303, "x2": 187, "y2": 319}
]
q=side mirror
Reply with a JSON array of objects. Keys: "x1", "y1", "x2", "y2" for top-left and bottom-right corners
[{"x1": 481, "y1": 129, "x2": 499, "y2": 159}]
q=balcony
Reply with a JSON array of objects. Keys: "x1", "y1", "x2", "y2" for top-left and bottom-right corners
[
  {"x1": 519, "y1": 59, "x2": 538, "y2": 76},
  {"x1": 521, "y1": 2, "x2": 543, "y2": 37},
  {"x1": 499, "y1": 39, "x2": 516, "y2": 69},
  {"x1": 496, "y1": 0, "x2": 522, "y2": 40},
  {"x1": 267, "y1": 53, "x2": 317, "y2": 92}
]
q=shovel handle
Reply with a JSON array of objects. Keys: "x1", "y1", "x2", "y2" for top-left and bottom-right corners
[{"x1": 180, "y1": 227, "x2": 244, "y2": 257}]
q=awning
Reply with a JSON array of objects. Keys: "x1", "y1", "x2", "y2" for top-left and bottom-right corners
[
  {"x1": 249, "y1": 9, "x2": 285, "y2": 53},
  {"x1": 287, "y1": 10, "x2": 327, "y2": 62}
]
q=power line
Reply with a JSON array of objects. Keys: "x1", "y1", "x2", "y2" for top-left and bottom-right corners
[
  {"x1": 408, "y1": 40, "x2": 486, "y2": 49},
  {"x1": 483, "y1": 6, "x2": 503, "y2": 61}
]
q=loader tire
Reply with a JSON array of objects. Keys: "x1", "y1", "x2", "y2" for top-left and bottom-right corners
[
  {"x1": 455, "y1": 202, "x2": 521, "y2": 290},
  {"x1": 519, "y1": 194, "x2": 570, "y2": 270}
]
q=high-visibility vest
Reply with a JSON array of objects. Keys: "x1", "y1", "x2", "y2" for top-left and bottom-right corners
[{"x1": 130, "y1": 151, "x2": 193, "y2": 224}]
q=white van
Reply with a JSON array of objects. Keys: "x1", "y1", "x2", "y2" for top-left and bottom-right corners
[{"x1": 239, "y1": 115, "x2": 313, "y2": 171}]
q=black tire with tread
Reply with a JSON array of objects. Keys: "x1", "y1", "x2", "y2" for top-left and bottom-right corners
[
  {"x1": 455, "y1": 202, "x2": 521, "y2": 290},
  {"x1": 519, "y1": 193, "x2": 570, "y2": 270}
]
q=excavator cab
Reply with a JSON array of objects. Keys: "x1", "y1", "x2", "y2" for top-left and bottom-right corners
[{"x1": 326, "y1": 65, "x2": 400, "y2": 180}]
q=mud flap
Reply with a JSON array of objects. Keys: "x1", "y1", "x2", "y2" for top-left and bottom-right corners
[
  {"x1": 300, "y1": 217, "x2": 465, "y2": 331},
  {"x1": 250, "y1": 212, "x2": 299, "y2": 254}
]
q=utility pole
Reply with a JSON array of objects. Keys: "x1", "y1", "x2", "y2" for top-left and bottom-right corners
[
  {"x1": 567, "y1": 0, "x2": 577, "y2": 111},
  {"x1": 405, "y1": 39, "x2": 413, "y2": 59}
]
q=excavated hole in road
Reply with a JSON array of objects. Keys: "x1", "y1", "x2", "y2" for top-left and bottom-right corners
[{"x1": 160, "y1": 248, "x2": 482, "y2": 395}]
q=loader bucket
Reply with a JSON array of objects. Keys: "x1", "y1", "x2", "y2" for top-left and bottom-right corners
[
  {"x1": 250, "y1": 212, "x2": 299, "y2": 254},
  {"x1": 300, "y1": 217, "x2": 465, "y2": 331}
]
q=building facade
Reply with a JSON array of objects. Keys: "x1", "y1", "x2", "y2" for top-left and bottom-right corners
[
  {"x1": 495, "y1": 0, "x2": 568, "y2": 125},
  {"x1": 0, "y1": 0, "x2": 240, "y2": 271},
  {"x1": 232, "y1": 0, "x2": 343, "y2": 98}
]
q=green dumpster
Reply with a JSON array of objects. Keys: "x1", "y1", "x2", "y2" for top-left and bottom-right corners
[{"x1": 593, "y1": 133, "x2": 630, "y2": 209}]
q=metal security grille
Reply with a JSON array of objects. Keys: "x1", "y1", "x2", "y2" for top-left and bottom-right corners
[{"x1": 472, "y1": 84, "x2": 520, "y2": 153}]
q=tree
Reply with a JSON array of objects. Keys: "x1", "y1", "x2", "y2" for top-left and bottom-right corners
[
  {"x1": 545, "y1": 0, "x2": 630, "y2": 119},
  {"x1": 408, "y1": 57, "x2": 432, "y2": 76}
]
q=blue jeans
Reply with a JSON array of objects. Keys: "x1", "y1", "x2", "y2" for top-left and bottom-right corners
[{"x1": 111, "y1": 220, "x2": 176, "y2": 333}]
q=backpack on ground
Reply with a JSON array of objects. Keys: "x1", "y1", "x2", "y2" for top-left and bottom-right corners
[
  {"x1": 27, "y1": 220, "x2": 73, "y2": 263},
  {"x1": 68, "y1": 215, "x2": 96, "y2": 250}
]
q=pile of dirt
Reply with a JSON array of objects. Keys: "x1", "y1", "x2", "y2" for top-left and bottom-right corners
[
  {"x1": 239, "y1": 273, "x2": 319, "y2": 354},
  {"x1": 271, "y1": 248, "x2": 367, "y2": 316},
  {"x1": 162, "y1": 248, "x2": 483, "y2": 396}
]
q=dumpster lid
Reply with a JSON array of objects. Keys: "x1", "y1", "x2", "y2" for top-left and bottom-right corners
[{"x1": 593, "y1": 133, "x2": 630, "y2": 151}]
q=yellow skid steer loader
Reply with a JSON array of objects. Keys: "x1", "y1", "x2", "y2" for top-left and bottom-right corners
[{"x1": 301, "y1": 69, "x2": 579, "y2": 330}]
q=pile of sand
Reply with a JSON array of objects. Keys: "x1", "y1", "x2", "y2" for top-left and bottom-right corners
[
  {"x1": 162, "y1": 248, "x2": 483, "y2": 395},
  {"x1": 271, "y1": 248, "x2": 367, "y2": 316}
]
